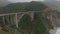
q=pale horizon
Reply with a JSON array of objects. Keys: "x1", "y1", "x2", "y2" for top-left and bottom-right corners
[{"x1": 8, "y1": 0, "x2": 44, "y2": 3}]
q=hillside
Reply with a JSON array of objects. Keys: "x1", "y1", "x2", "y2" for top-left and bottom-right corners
[
  {"x1": 44, "y1": 0, "x2": 60, "y2": 11},
  {"x1": 0, "y1": 1, "x2": 47, "y2": 14}
]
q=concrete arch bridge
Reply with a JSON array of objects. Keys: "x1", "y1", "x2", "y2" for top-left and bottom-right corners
[{"x1": 0, "y1": 11, "x2": 41, "y2": 28}]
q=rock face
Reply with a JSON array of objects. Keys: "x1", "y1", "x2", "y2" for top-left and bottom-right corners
[
  {"x1": 56, "y1": 27, "x2": 60, "y2": 34},
  {"x1": 43, "y1": 7, "x2": 60, "y2": 34},
  {"x1": 44, "y1": 0, "x2": 60, "y2": 10},
  {"x1": 49, "y1": 29, "x2": 57, "y2": 34}
]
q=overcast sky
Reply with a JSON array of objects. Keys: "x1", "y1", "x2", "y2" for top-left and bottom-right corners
[
  {"x1": 8, "y1": 0, "x2": 60, "y2": 3},
  {"x1": 8, "y1": 0, "x2": 44, "y2": 3}
]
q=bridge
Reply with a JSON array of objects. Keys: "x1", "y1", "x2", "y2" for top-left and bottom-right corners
[
  {"x1": 0, "y1": 11, "x2": 42, "y2": 28},
  {"x1": 0, "y1": 10, "x2": 59, "y2": 34},
  {"x1": 0, "y1": 8, "x2": 54, "y2": 29}
]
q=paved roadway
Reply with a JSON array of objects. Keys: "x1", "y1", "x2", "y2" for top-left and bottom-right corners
[{"x1": 0, "y1": 11, "x2": 41, "y2": 16}]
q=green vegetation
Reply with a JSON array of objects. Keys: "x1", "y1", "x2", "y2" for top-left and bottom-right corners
[
  {"x1": 18, "y1": 14, "x2": 32, "y2": 34},
  {"x1": 34, "y1": 15, "x2": 46, "y2": 34},
  {"x1": 18, "y1": 13, "x2": 49, "y2": 34},
  {"x1": 0, "y1": 32, "x2": 2, "y2": 34},
  {"x1": 18, "y1": 14, "x2": 31, "y2": 30},
  {"x1": 0, "y1": 1, "x2": 47, "y2": 13}
]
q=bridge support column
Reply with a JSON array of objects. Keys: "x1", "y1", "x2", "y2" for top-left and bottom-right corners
[
  {"x1": 6, "y1": 16, "x2": 10, "y2": 24},
  {"x1": 30, "y1": 12, "x2": 34, "y2": 21},
  {"x1": 2, "y1": 16, "x2": 5, "y2": 26},
  {"x1": 15, "y1": 13, "x2": 18, "y2": 28},
  {"x1": 2, "y1": 16, "x2": 7, "y2": 30},
  {"x1": 10, "y1": 15, "x2": 14, "y2": 25}
]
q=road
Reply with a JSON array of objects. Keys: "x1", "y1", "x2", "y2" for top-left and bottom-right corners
[{"x1": 0, "y1": 11, "x2": 41, "y2": 16}]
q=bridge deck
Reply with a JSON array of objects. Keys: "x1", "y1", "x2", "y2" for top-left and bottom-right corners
[{"x1": 0, "y1": 11, "x2": 41, "y2": 16}]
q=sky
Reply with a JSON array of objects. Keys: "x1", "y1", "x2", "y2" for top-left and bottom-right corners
[
  {"x1": 0, "y1": 0, "x2": 11, "y2": 7},
  {"x1": 8, "y1": 0, "x2": 44, "y2": 3},
  {"x1": 8, "y1": 0, "x2": 60, "y2": 3},
  {"x1": 0, "y1": 0, "x2": 45, "y2": 6}
]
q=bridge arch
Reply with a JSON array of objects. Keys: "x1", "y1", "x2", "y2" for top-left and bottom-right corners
[{"x1": 18, "y1": 14, "x2": 32, "y2": 30}]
